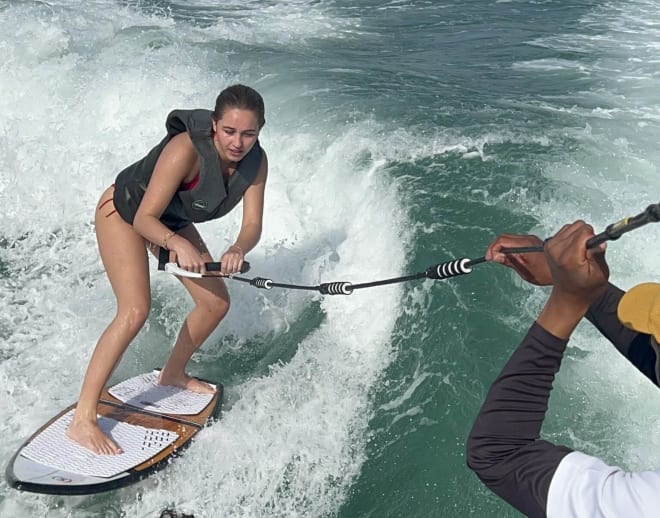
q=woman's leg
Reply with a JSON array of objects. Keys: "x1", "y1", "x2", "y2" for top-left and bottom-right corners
[
  {"x1": 158, "y1": 224, "x2": 229, "y2": 393},
  {"x1": 67, "y1": 186, "x2": 151, "y2": 454}
]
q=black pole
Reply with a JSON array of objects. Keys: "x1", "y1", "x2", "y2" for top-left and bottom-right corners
[{"x1": 482, "y1": 202, "x2": 660, "y2": 259}]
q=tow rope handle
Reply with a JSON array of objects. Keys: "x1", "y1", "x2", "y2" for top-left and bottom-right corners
[{"x1": 157, "y1": 247, "x2": 251, "y2": 278}]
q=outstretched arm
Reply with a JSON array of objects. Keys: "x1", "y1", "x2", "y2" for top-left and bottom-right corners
[
  {"x1": 218, "y1": 152, "x2": 268, "y2": 274},
  {"x1": 133, "y1": 132, "x2": 209, "y2": 272},
  {"x1": 468, "y1": 222, "x2": 609, "y2": 517}
]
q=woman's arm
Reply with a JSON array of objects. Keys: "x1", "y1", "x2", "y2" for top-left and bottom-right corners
[
  {"x1": 219, "y1": 152, "x2": 268, "y2": 273},
  {"x1": 132, "y1": 133, "x2": 207, "y2": 271}
]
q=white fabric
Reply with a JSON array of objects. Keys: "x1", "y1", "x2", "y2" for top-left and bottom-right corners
[
  {"x1": 547, "y1": 451, "x2": 660, "y2": 517},
  {"x1": 21, "y1": 410, "x2": 178, "y2": 478},
  {"x1": 108, "y1": 371, "x2": 215, "y2": 415}
]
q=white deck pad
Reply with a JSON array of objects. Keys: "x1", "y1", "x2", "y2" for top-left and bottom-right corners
[
  {"x1": 108, "y1": 371, "x2": 215, "y2": 415},
  {"x1": 20, "y1": 410, "x2": 179, "y2": 478}
]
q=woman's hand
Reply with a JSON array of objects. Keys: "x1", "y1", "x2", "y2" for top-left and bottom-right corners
[
  {"x1": 167, "y1": 234, "x2": 207, "y2": 273},
  {"x1": 219, "y1": 244, "x2": 244, "y2": 275}
]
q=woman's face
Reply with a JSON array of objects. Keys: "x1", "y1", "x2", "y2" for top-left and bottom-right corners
[{"x1": 212, "y1": 108, "x2": 260, "y2": 163}]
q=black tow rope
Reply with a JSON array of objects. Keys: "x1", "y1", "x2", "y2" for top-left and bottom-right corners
[{"x1": 159, "y1": 202, "x2": 660, "y2": 295}]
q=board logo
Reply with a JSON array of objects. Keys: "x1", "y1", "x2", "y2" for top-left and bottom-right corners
[{"x1": 192, "y1": 200, "x2": 207, "y2": 210}]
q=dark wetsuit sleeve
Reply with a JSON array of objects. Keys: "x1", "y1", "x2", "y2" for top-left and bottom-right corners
[
  {"x1": 585, "y1": 282, "x2": 659, "y2": 386},
  {"x1": 467, "y1": 283, "x2": 660, "y2": 517},
  {"x1": 466, "y1": 322, "x2": 573, "y2": 518}
]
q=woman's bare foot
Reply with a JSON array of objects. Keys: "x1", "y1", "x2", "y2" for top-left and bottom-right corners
[
  {"x1": 158, "y1": 371, "x2": 216, "y2": 394},
  {"x1": 66, "y1": 417, "x2": 122, "y2": 455}
]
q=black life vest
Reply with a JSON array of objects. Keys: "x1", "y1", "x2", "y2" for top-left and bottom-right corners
[{"x1": 113, "y1": 109, "x2": 263, "y2": 230}]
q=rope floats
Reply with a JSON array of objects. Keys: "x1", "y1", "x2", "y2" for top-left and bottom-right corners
[{"x1": 159, "y1": 202, "x2": 660, "y2": 296}]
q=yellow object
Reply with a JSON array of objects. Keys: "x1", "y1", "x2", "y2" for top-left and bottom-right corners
[{"x1": 617, "y1": 282, "x2": 660, "y2": 341}]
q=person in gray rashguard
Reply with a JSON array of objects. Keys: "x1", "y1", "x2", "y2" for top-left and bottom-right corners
[{"x1": 467, "y1": 221, "x2": 660, "y2": 517}]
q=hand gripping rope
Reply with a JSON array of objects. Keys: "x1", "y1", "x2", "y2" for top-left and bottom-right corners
[{"x1": 159, "y1": 202, "x2": 660, "y2": 295}]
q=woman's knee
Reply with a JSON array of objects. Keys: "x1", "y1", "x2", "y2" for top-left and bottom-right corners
[
  {"x1": 117, "y1": 302, "x2": 151, "y2": 334},
  {"x1": 197, "y1": 285, "x2": 230, "y2": 322}
]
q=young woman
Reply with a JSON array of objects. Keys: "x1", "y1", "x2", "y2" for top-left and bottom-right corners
[{"x1": 67, "y1": 84, "x2": 268, "y2": 455}]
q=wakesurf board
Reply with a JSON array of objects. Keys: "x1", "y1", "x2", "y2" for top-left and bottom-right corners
[{"x1": 5, "y1": 370, "x2": 221, "y2": 495}]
